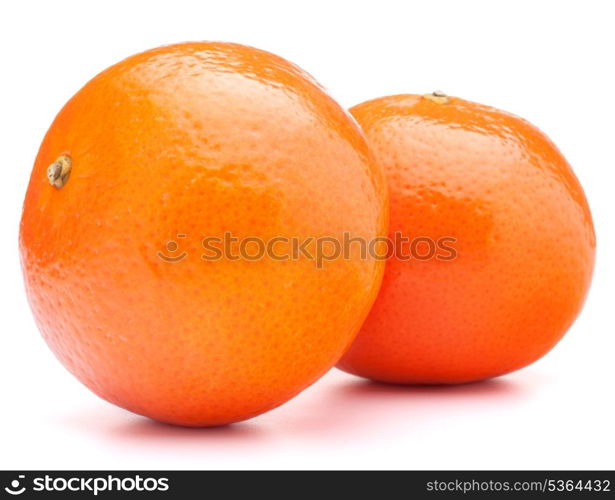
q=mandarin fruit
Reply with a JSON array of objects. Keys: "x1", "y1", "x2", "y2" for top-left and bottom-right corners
[
  {"x1": 338, "y1": 92, "x2": 595, "y2": 384},
  {"x1": 19, "y1": 42, "x2": 387, "y2": 426}
]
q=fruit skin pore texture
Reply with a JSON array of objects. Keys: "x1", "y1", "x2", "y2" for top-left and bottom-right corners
[
  {"x1": 19, "y1": 42, "x2": 388, "y2": 426},
  {"x1": 338, "y1": 94, "x2": 595, "y2": 384}
]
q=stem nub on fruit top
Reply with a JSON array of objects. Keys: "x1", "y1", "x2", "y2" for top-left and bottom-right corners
[
  {"x1": 422, "y1": 90, "x2": 450, "y2": 104},
  {"x1": 47, "y1": 155, "x2": 72, "y2": 189}
]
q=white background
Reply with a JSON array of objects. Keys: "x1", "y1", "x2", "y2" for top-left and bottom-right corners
[{"x1": 1, "y1": 0, "x2": 614, "y2": 470}]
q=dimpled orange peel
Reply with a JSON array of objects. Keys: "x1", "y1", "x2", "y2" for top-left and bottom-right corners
[
  {"x1": 19, "y1": 42, "x2": 388, "y2": 426},
  {"x1": 338, "y1": 92, "x2": 595, "y2": 384}
]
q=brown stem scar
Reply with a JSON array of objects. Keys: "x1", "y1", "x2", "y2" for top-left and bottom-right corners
[
  {"x1": 422, "y1": 91, "x2": 450, "y2": 104},
  {"x1": 47, "y1": 154, "x2": 72, "y2": 189}
]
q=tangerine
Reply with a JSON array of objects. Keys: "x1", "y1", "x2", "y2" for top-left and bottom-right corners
[
  {"x1": 338, "y1": 92, "x2": 595, "y2": 384},
  {"x1": 20, "y1": 42, "x2": 387, "y2": 425}
]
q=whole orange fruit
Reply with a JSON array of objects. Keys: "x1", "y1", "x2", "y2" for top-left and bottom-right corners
[
  {"x1": 19, "y1": 42, "x2": 387, "y2": 426},
  {"x1": 338, "y1": 92, "x2": 595, "y2": 384}
]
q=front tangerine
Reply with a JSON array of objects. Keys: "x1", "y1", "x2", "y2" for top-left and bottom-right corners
[{"x1": 20, "y1": 42, "x2": 388, "y2": 426}]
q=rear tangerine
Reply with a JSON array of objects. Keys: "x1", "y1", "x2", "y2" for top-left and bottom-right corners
[{"x1": 338, "y1": 92, "x2": 595, "y2": 384}]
